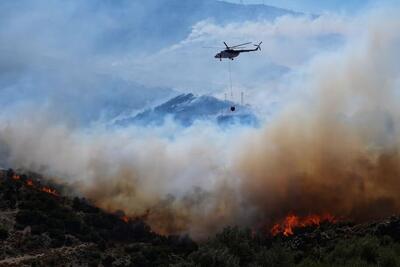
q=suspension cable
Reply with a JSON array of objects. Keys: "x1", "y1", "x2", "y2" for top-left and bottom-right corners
[{"x1": 228, "y1": 60, "x2": 233, "y2": 100}]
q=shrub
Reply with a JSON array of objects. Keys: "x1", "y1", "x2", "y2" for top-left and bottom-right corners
[
  {"x1": 16, "y1": 210, "x2": 46, "y2": 226},
  {"x1": 84, "y1": 213, "x2": 113, "y2": 229},
  {"x1": 328, "y1": 239, "x2": 356, "y2": 264},
  {"x1": 254, "y1": 245, "x2": 294, "y2": 267},
  {"x1": 64, "y1": 216, "x2": 82, "y2": 233},
  {"x1": 48, "y1": 228, "x2": 65, "y2": 247},
  {"x1": 130, "y1": 251, "x2": 150, "y2": 266},
  {"x1": 167, "y1": 234, "x2": 198, "y2": 254},
  {"x1": 360, "y1": 237, "x2": 379, "y2": 263},
  {"x1": 378, "y1": 248, "x2": 399, "y2": 267},
  {"x1": 24, "y1": 235, "x2": 47, "y2": 250},
  {"x1": 31, "y1": 224, "x2": 47, "y2": 235},
  {"x1": 72, "y1": 197, "x2": 99, "y2": 213},
  {"x1": 102, "y1": 255, "x2": 115, "y2": 266},
  {"x1": 212, "y1": 227, "x2": 254, "y2": 264},
  {"x1": 297, "y1": 258, "x2": 329, "y2": 267},
  {"x1": 0, "y1": 227, "x2": 8, "y2": 240},
  {"x1": 189, "y1": 247, "x2": 240, "y2": 267}
]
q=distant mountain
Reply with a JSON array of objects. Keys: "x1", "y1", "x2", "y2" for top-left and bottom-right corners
[
  {"x1": 0, "y1": 71, "x2": 177, "y2": 125},
  {"x1": 61, "y1": 76, "x2": 177, "y2": 123},
  {"x1": 71, "y1": 0, "x2": 300, "y2": 52},
  {"x1": 0, "y1": 0, "x2": 300, "y2": 54},
  {"x1": 115, "y1": 93, "x2": 259, "y2": 127}
]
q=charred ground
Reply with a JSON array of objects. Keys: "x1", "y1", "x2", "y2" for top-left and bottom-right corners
[{"x1": 1, "y1": 169, "x2": 400, "y2": 267}]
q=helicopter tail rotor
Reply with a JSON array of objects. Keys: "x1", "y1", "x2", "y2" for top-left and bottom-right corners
[{"x1": 254, "y1": 41, "x2": 262, "y2": 51}]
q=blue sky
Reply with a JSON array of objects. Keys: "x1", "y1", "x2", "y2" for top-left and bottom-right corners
[{"x1": 225, "y1": 0, "x2": 397, "y2": 13}]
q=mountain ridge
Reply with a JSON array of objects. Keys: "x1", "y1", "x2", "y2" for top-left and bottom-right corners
[
  {"x1": 68, "y1": 0, "x2": 300, "y2": 52},
  {"x1": 115, "y1": 93, "x2": 259, "y2": 127}
]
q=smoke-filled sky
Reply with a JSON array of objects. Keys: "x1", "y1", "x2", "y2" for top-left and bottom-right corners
[
  {"x1": 226, "y1": 0, "x2": 399, "y2": 13},
  {"x1": 0, "y1": 0, "x2": 400, "y2": 239}
]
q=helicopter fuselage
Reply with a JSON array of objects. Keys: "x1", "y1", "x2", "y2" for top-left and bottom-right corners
[
  {"x1": 215, "y1": 47, "x2": 260, "y2": 61},
  {"x1": 215, "y1": 49, "x2": 240, "y2": 60}
]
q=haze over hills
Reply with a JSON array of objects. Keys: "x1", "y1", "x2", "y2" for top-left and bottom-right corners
[
  {"x1": 115, "y1": 93, "x2": 259, "y2": 127},
  {"x1": 0, "y1": 73, "x2": 178, "y2": 124},
  {"x1": 0, "y1": 0, "x2": 300, "y2": 125},
  {"x1": 0, "y1": 0, "x2": 298, "y2": 54},
  {"x1": 72, "y1": 0, "x2": 299, "y2": 52}
]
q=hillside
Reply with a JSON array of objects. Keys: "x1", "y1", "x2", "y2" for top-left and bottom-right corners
[
  {"x1": 1, "y1": 169, "x2": 400, "y2": 266},
  {"x1": 0, "y1": 169, "x2": 197, "y2": 266},
  {"x1": 115, "y1": 93, "x2": 259, "y2": 127}
]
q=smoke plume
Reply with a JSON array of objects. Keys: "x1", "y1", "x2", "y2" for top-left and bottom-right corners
[
  {"x1": 237, "y1": 9, "x2": 400, "y2": 227},
  {"x1": 0, "y1": 8, "x2": 399, "y2": 239}
]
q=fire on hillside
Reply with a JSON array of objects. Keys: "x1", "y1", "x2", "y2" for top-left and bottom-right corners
[
  {"x1": 7, "y1": 171, "x2": 60, "y2": 197},
  {"x1": 270, "y1": 213, "x2": 337, "y2": 237}
]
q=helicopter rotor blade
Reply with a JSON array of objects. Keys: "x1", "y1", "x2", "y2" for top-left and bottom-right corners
[
  {"x1": 223, "y1": 42, "x2": 230, "y2": 49},
  {"x1": 230, "y1": 42, "x2": 252, "y2": 48},
  {"x1": 202, "y1": 46, "x2": 224, "y2": 49}
]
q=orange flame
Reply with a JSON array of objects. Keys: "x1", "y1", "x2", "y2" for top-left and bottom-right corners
[
  {"x1": 270, "y1": 223, "x2": 282, "y2": 236},
  {"x1": 9, "y1": 174, "x2": 59, "y2": 197},
  {"x1": 270, "y1": 213, "x2": 336, "y2": 237},
  {"x1": 121, "y1": 215, "x2": 129, "y2": 223},
  {"x1": 41, "y1": 186, "x2": 59, "y2": 196}
]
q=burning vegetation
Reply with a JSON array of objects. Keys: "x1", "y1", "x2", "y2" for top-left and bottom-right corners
[
  {"x1": 270, "y1": 213, "x2": 337, "y2": 237},
  {"x1": 120, "y1": 215, "x2": 130, "y2": 223},
  {"x1": 6, "y1": 170, "x2": 61, "y2": 199},
  {"x1": 2, "y1": 169, "x2": 400, "y2": 267},
  {"x1": 41, "y1": 186, "x2": 59, "y2": 196}
]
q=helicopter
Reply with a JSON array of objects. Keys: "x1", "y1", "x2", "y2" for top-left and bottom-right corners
[{"x1": 214, "y1": 41, "x2": 262, "y2": 61}]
